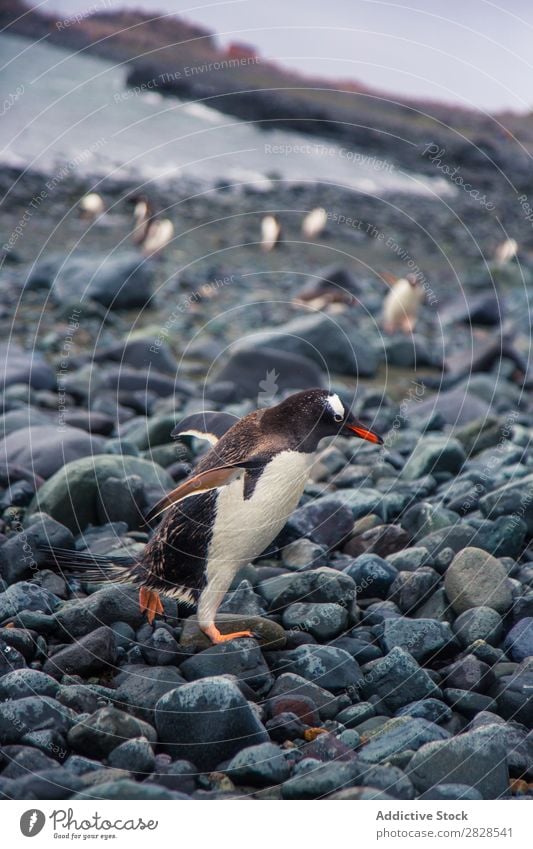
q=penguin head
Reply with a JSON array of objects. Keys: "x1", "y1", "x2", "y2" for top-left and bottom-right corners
[{"x1": 268, "y1": 389, "x2": 383, "y2": 451}]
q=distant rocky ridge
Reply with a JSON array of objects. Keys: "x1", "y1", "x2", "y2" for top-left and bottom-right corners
[{"x1": 3, "y1": 0, "x2": 533, "y2": 191}]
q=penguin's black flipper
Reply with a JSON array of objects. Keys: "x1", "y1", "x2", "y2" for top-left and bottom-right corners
[{"x1": 171, "y1": 411, "x2": 240, "y2": 445}]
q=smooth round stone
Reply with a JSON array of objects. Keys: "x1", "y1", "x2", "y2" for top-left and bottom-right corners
[
  {"x1": 444, "y1": 548, "x2": 513, "y2": 614},
  {"x1": 155, "y1": 677, "x2": 269, "y2": 771},
  {"x1": 108, "y1": 736, "x2": 155, "y2": 776},
  {"x1": 503, "y1": 618, "x2": 533, "y2": 662},
  {"x1": 420, "y1": 783, "x2": 483, "y2": 800},
  {"x1": 225, "y1": 742, "x2": 290, "y2": 786},
  {"x1": 282, "y1": 602, "x2": 349, "y2": 641},
  {"x1": 281, "y1": 539, "x2": 328, "y2": 571},
  {"x1": 453, "y1": 607, "x2": 503, "y2": 647},
  {"x1": 179, "y1": 614, "x2": 286, "y2": 650}
]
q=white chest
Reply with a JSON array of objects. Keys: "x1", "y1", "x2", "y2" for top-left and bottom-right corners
[{"x1": 206, "y1": 450, "x2": 314, "y2": 570}]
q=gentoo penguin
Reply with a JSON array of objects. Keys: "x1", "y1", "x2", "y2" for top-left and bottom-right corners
[
  {"x1": 42, "y1": 390, "x2": 382, "y2": 644},
  {"x1": 493, "y1": 237, "x2": 518, "y2": 267},
  {"x1": 130, "y1": 195, "x2": 174, "y2": 257},
  {"x1": 260, "y1": 214, "x2": 282, "y2": 251},
  {"x1": 301, "y1": 207, "x2": 327, "y2": 239},
  {"x1": 79, "y1": 193, "x2": 105, "y2": 220},
  {"x1": 382, "y1": 273, "x2": 425, "y2": 333}
]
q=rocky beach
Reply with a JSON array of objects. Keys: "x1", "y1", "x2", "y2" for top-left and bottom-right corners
[{"x1": 1, "y1": 2, "x2": 533, "y2": 804}]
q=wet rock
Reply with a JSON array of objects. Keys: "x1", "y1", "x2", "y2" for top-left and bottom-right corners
[
  {"x1": 420, "y1": 783, "x2": 483, "y2": 800},
  {"x1": 281, "y1": 759, "x2": 360, "y2": 799},
  {"x1": 440, "y1": 655, "x2": 495, "y2": 693},
  {"x1": 444, "y1": 547, "x2": 513, "y2": 613},
  {"x1": 179, "y1": 614, "x2": 286, "y2": 650},
  {"x1": 359, "y1": 763, "x2": 415, "y2": 799},
  {"x1": 269, "y1": 568, "x2": 356, "y2": 611},
  {"x1": 387, "y1": 547, "x2": 430, "y2": 572},
  {"x1": 0, "y1": 426, "x2": 105, "y2": 479},
  {"x1": 108, "y1": 736, "x2": 155, "y2": 776},
  {"x1": 238, "y1": 312, "x2": 378, "y2": 377},
  {"x1": 155, "y1": 677, "x2": 269, "y2": 770},
  {"x1": 0, "y1": 516, "x2": 74, "y2": 584},
  {"x1": 211, "y1": 347, "x2": 324, "y2": 401},
  {"x1": 68, "y1": 706, "x2": 156, "y2": 758},
  {"x1": 282, "y1": 497, "x2": 354, "y2": 548},
  {"x1": 282, "y1": 602, "x2": 348, "y2": 640},
  {"x1": 387, "y1": 567, "x2": 440, "y2": 613},
  {"x1": 43, "y1": 626, "x2": 118, "y2": 679},
  {"x1": 112, "y1": 664, "x2": 186, "y2": 722},
  {"x1": 396, "y1": 698, "x2": 452, "y2": 724},
  {"x1": 225, "y1": 741, "x2": 290, "y2": 786},
  {"x1": 503, "y1": 619, "x2": 533, "y2": 663},
  {"x1": 406, "y1": 388, "x2": 490, "y2": 427},
  {"x1": 281, "y1": 539, "x2": 328, "y2": 571},
  {"x1": 0, "y1": 636, "x2": 27, "y2": 674},
  {"x1": 480, "y1": 474, "x2": 533, "y2": 534},
  {"x1": 343, "y1": 554, "x2": 397, "y2": 598},
  {"x1": 400, "y1": 502, "x2": 459, "y2": 541},
  {"x1": 359, "y1": 717, "x2": 450, "y2": 764},
  {"x1": 360, "y1": 647, "x2": 441, "y2": 711},
  {"x1": 219, "y1": 579, "x2": 266, "y2": 616},
  {"x1": 443, "y1": 689, "x2": 498, "y2": 718},
  {"x1": 265, "y1": 712, "x2": 307, "y2": 742},
  {"x1": 408, "y1": 725, "x2": 509, "y2": 799},
  {"x1": 270, "y1": 644, "x2": 361, "y2": 693},
  {"x1": 0, "y1": 696, "x2": 75, "y2": 744},
  {"x1": 268, "y1": 672, "x2": 347, "y2": 720},
  {"x1": 140, "y1": 627, "x2": 180, "y2": 666},
  {"x1": 36, "y1": 250, "x2": 155, "y2": 309},
  {"x1": 0, "y1": 582, "x2": 60, "y2": 622},
  {"x1": 453, "y1": 607, "x2": 504, "y2": 647},
  {"x1": 2, "y1": 746, "x2": 61, "y2": 779},
  {"x1": 267, "y1": 693, "x2": 319, "y2": 725},
  {"x1": 96, "y1": 474, "x2": 146, "y2": 529},
  {"x1": 402, "y1": 437, "x2": 465, "y2": 481},
  {"x1": 52, "y1": 586, "x2": 148, "y2": 638},
  {"x1": 72, "y1": 780, "x2": 186, "y2": 800},
  {"x1": 180, "y1": 638, "x2": 274, "y2": 695},
  {"x1": 1, "y1": 344, "x2": 55, "y2": 390},
  {"x1": 0, "y1": 668, "x2": 59, "y2": 700},
  {"x1": 147, "y1": 758, "x2": 197, "y2": 795},
  {"x1": 377, "y1": 617, "x2": 456, "y2": 663},
  {"x1": 27, "y1": 454, "x2": 173, "y2": 533},
  {"x1": 491, "y1": 662, "x2": 533, "y2": 726},
  {"x1": 3, "y1": 768, "x2": 84, "y2": 800}
]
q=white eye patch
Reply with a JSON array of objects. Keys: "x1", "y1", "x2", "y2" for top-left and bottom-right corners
[{"x1": 327, "y1": 393, "x2": 345, "y2": 419}]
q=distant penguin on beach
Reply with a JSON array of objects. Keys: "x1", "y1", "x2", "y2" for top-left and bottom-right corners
[
  {"x1": 130, "y1": 194, "x2": 174, "y2": 257},
  {"x1": 260, "y1": 214, "x2": 282, "y2": 251},
  {"x1": 302, "y1": 207, "x2": 327, "y2": 239},
  {"x1": 79, "y1": 193, "x2": 105, "y2": 220},
  {"x1": 382, "y1": 273, "x2": 425, "y2": 333},
  {"x1": 493, "y1": 238, "x2": 518, "y2": 267}
]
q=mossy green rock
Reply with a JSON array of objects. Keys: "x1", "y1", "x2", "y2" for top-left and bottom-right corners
[{"x1": 27, "y1": 455, "x2": 173, "y2": 533}]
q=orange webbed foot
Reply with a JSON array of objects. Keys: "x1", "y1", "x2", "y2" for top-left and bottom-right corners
[
  {"x1": 203, "y1": 624, "x2": 255, "y2": 644},
  {"x1": 139, "y1": 586, "x2": 164, "y2": 624}
]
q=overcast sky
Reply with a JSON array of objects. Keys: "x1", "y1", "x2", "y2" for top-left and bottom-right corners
[{"x1": 29, "y1": 0, "x2": 533, "y2": 112}]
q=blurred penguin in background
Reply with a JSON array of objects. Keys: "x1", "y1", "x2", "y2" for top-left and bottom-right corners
[
  {"x1": 130, "y1": 194, "x2": 174, "y2": 257},
  {"x1": 382, "y1": 273, "x2": 425, "y2": 333},
  {"x1": 79, "y1": 192, "x2": 105, "y2": 221},
  {"x1": 493, "y1": 238, "x2": 518, "y2": 267},
  {"x1": 301, "y1": 207, "x2": 327, "y2": 239},
  {"x1": 260, "y1": 214, "x2": 282, "y2": 251}
]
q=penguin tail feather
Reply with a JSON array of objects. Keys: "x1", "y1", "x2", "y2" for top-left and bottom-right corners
[{"x1": 37, "y1": 545, "x2": 141, "y2": 585}]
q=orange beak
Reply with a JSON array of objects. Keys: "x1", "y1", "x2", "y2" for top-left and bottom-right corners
[{"x1": 344, "y1": 422, "x2": 384, "y2": 444}]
